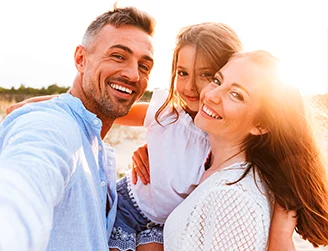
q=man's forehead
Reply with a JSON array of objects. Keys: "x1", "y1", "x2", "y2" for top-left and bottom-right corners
[{"x1": 101, "y1": 24, "x2": 154, "y2": 55}]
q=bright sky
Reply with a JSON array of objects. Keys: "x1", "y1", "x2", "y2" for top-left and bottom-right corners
[{"x1": 0, "y1": 0, "x2": 327, "y2": 95}]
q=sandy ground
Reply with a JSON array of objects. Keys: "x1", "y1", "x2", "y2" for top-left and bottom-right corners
[{"x1": 106, "y1": 125, "x2": 328, "y2": 251}]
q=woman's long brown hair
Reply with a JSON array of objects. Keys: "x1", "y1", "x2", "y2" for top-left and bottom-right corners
[{"x1": 233, "y1": 51, "x2": 328, "y2": 247}]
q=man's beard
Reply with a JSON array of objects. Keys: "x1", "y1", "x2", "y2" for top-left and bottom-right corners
[
  {"x1": 83, "y1": 76, "x2": 139, "y2": 119},
  {"x1": 94, "y1": 93, "x2": 135, "y2": 119}
]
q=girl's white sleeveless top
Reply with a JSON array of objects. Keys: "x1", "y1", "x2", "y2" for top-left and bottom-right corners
[{"x1": 127, "y1": 89, "x2": 210, "y2": 224}]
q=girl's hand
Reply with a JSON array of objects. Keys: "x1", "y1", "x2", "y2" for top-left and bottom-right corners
[
  {"x1": 131, "y1": 144, "x2": 150, "y2": 185},
  {"x1": 6, "y1": 95, "x2": 59, "y2": 115},
  {"x1": 6, "y1": 100, "x2": 29, "y2": 115}
]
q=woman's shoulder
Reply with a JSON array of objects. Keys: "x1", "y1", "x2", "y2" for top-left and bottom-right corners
[{"x1": 200, "y1": 163, "x2": 270, "y2": 203}]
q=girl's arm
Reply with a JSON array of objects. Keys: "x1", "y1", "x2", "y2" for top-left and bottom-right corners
[
  {"x1": 114, "y1": 102, "x2": 149, "y2": 126},
  {"x1": 6, "y1": 95, "x2": 150, "y2": 127},
  {"x1": 267, "y1": 203, "x2": 296, "y2": 251}
]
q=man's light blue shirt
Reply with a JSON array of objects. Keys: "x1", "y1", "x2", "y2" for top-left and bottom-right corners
[{"x1": 0, "y1": 94, "x2": 117, "y2": 250}]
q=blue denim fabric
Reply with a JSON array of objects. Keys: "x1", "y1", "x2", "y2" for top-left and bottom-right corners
[
  {"x1": 108, "y1": 176, "x2": 163, "y2": 251},
  {"x1": 0, "y1": 94, "x2": 117, "y2": 251}
]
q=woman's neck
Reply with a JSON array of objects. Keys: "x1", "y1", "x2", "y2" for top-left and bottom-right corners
[{"x1": 208, "y1": 135, "x2": 246, "y2": 172}]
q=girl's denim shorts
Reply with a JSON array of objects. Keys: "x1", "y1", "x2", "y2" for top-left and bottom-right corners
[{"x1": 108, "y1": 176, "x2": 163, "y2": 251}]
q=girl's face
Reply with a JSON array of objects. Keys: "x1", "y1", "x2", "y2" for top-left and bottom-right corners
[
  {"x1": 175, "y1": 45, "x2": 214, "y2": 114},
  {"x1": 195, "y1": 56, "x2": 266, "y2": 143}
]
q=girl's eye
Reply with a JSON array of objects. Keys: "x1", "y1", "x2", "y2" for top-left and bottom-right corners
[
  {"x1": 230, "y1": 91, "x2": 244, "y2": 101},
  {"x1": 200, "y1": 72, "x2": 212, "y2": 77},
  {"x1": 212, "y1": 77, "x2": 222, "y2": 86},
  {"x1": 200, "y1": 72, "x2": 214, "y2": 81},
  {"x1": 177, "y1": 70, "x2": 188, "y2": 77}
]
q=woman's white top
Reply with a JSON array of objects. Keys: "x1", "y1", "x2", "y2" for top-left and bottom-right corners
[
  {"x1": 164, "y1": 162, "x2": 273, "y2": 251},
  {"x1": 127, "y1": 89, "x2": 211, "y2": 224}
]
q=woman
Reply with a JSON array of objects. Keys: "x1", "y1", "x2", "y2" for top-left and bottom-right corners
[{"x1": 164, "y1": 50, "x2": 328, "y2": 250}]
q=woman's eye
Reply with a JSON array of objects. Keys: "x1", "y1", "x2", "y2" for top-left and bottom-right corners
[
  {"x1": 231, "y1": 91, "x2": 244, "y2": 101},
  {"x1": 177, "y1": 70, "x2": 188, "y2": 77},
  {"x1": 212, "y1": 77, "x2": 222, "y2": 86}
]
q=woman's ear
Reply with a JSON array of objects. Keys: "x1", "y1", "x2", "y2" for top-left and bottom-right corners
[
  {"x1": 250, "y1": 124, "x2": 269, "y2": 136},
  {"x1": 74, "y1": 45, "x2": 86, "y2": 72}
]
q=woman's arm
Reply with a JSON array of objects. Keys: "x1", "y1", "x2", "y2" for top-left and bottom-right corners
[
  {"x1": 268, "y1": 203, "x2": 296, "y2": 251},
  {"x1": 131, "y1": 144, "x2": 150, "y2": 185}
]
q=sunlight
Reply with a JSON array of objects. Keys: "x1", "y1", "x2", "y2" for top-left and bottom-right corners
[{"x1": 0, "y1": 0, "x2": 326, "y2": 96}]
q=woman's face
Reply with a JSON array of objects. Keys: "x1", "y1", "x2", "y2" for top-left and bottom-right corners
[
  {"x1": 175, "y1": 45, "x2": 214, "y2": 114},
  {"x1": 195, "y1": 56, "x2": 266, "y2": 143}
]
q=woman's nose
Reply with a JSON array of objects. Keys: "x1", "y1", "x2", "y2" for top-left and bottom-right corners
[{"x1": 204, "y1": 86, "x2": 222, "y2": 104}]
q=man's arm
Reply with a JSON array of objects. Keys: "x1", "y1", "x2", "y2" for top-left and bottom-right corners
[{"x1": 0, "y1": 111, "x2": 80, "y2": 250}]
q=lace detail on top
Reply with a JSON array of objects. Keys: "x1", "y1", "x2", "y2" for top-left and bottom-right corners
[{"x1": 164, "y1": 163, "x2": 272, "y2": 251}]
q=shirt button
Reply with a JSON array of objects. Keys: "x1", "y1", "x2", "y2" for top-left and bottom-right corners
[
  {"x1": 100, "y1": 181, "x2": 106, "y2": 187},
  {"x1": 99, "y1": 145, "x2": 103, "y2": 151},
  {"x1": 93, "y1": 119, "x2": 99, "y2": 125},
  {"x1": 109, "y1": 161, "x2": 113, "y2": 165},
  {"x1": 8, "y1": 137, "x2": 15, "y2": 144}
]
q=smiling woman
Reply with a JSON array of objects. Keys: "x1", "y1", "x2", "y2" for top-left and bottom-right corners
[{"x1": 164, "y1": 50, "x2": 328, "y2": 250}]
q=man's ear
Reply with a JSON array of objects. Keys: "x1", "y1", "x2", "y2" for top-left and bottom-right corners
[
  {"x1": 74, "y1": 45, "x2": 86, "y2": 72},
  {"x1": 250, "y1": 124, "x2": 269, "y2": 136}
]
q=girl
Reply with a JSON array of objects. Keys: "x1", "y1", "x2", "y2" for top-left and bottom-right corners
[
  {"x1": 108, "y1": 22, "x2": 244, "y2": 251},
  {"x1": 164, "y1": 50, "x2": 328, "y2": 250}
]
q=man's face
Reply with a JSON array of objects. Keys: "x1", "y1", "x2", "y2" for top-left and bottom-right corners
[{"x1": 79, "y1": 25, "x2": 154, "y2": 119}]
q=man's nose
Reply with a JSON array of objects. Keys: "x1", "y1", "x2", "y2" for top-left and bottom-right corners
[{"x1": 120, "y1": 62, "x2": 140, "y2": 82}]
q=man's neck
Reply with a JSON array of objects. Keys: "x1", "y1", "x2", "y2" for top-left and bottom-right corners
[{"x1": 69, "y1": 77, "x2": 114, "y2": 140}]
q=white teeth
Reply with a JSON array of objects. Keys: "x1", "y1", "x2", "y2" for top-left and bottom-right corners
[
  {"x1": 202, "y1": 105, "x2": 222, "y2": 119},
  {"x1": 110, "y1": 84, "x2": 132, "y2": 94}
]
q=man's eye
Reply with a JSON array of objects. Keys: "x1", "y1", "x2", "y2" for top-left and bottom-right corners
[
  {"x1": 139, "y1": 64, "x2": 150, "y2": 73},
  {"x1": 112, "y1": 54, "x2": 124, "y2": 60}
]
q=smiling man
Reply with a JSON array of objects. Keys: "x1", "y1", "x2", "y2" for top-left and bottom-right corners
[{"x1": 0, "y1": 5, "x2": 155, "y2": 251}]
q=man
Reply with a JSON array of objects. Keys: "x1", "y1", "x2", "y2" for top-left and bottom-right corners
[{"x1": 0, "y1": 5, "x2": 155, "y2": 251}]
